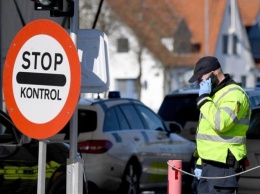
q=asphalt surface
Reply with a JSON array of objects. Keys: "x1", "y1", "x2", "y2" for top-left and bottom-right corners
[{"x1": 140, "y1": 190, "x2": 166, "y2": 194}]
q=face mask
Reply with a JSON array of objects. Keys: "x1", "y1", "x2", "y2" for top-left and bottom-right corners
[{"x1": 207, "y1": 73, "x2": 217, "y2": 88}]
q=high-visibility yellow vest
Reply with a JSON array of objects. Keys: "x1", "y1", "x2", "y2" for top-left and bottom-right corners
[{"x1": 196, "y1": 84, "x2": 251, "y2": 163}]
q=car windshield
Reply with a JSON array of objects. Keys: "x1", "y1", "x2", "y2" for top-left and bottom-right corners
[
  {"x1": 247, "y1": 108, "x2": 260, "y2": 139},
  {"x1": 158, "y1": 94, "x2": 200, "y2": 126}
]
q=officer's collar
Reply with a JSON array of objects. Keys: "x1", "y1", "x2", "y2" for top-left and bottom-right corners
[{"x1": 211, "y1": 74, "x2": 237, "y2": 96}]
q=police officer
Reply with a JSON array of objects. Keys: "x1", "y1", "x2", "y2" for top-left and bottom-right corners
[{"x1": 189, "y1": 56, "x2": 251, "y2": 194}]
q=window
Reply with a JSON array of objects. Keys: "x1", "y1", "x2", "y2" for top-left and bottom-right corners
[
  {"x1": 136, "y1": 105, "x2": 165, "y2": 130},
  {"x1": 256, "y1": 77, "x2": 260, "y2": 84},
  {"x1": 233, "y1": 35, "x2": 238, "y2": 55},
  {"x1": 222, "y1": 34, "x2": 239, "y2": 55},
  {"x1": 120, "y1": 104, "x2": 144, "y2": 129},
  {"x1": 247, "y1": 109, "x2": 260, "y2": 139},
  {"x1": 116, "y1": 79, "x2": 138, "y2": 99},
  {"x1": 223, "y1": 35, "x2": 228, "y2": 54},
  {"x1": 115, "y1": 107, "x2": 130, "y2": 130},
  {"x1": 62, "y1": 110, "x2": 97, "y2": 135},
  {"x1": 241, "y1": 76, "x2": 246, "y2": 88},
  {"x1": 117, "y1": 38, "x2": 129, "y2": 53},
  {"x1": 158, "y1": 94, "x2": 200, "y2": 127},
  {"x1": 78, "y1": 110, "x2": 97, "y2": 133},
  {"x1": 117, "y1": 79, "x2": 128, "y2": 93},
  {"x1": 104, "y1": 108, "x2": 120, "y2": 132}
]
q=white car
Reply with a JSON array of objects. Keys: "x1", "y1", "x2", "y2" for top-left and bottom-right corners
[{"x1": 51, "y1": 94, "x2": 196, "y2": 194}]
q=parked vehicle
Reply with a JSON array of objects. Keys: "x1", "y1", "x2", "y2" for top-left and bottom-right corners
[
  {"x1": 158, "y1": 87, "x2": 260, "y2": 141},
  {"x1": 0, "y1": 110, "x2": 88, "y2": 194},
  {"x1": 239, "y1": 106, "x2": 260, "y2": 194},
  {"x1": 157, "y1": 88, "x2": 260, "y2": 194},
  {"x1": 51, "y1": 93, "x2": 196, "y2": 194}
]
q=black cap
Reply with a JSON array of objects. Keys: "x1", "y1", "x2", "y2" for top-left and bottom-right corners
[{"x1": 188, "y1": 56, "x2": 221, "y2": 83}]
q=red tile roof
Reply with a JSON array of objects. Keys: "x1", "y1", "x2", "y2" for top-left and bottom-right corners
[
  {"x1": 168, "y1": 0, "x2": 226, "y2": 56},
  {"x1": 107, "y1": 0, "x2": 260, "y2": 67},
  {"x1": 238, "y1": 0, "x2": 260, "y2": 26}
]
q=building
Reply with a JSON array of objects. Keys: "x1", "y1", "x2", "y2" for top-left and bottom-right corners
[
  {"x1": 98, "y1": 0, "x2": 260, "y2": 111},
  {"x1": 1, "y1": 1, "x2": 260, "y2": 111}
]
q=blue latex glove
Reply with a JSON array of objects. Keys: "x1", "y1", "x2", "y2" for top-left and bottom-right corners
[
  {"x1": 194, "y1": 168, "x2": 202, "y2": 180},
  {"x1": 199, "y1": 78, "x2": 212, "y2": 96}
]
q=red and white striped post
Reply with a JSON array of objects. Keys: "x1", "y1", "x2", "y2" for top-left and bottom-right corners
[{"x1": 168, "y1": 160, "x2": 182, "y2": 194}]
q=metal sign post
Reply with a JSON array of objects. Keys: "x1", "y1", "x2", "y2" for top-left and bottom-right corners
[
  {"x1": 3, "y1": 18, "x2": 81, "y2": 194},
  {"x1": 37, "y1": 140, "x2": 47, "y2": 194},
  {"x1": 67, "y1": 0, "x2": 84, "y2": 194}
]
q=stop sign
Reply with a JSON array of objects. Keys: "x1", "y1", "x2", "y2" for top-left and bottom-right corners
[{"x1": 3, "y1": 19, "x2": 81, "y2": 139}]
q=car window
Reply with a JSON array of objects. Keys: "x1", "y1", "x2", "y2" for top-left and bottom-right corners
[
  {"x1": 78, "y1": 109, "x2": 97, "y2": 133},
  {"x1": 115, "y1": 107, "x2": 131, "y2": 130},
  {"x1": 60, "y1": 109, "x2": 97, "y2": 137},
  {"x1": 248, "y1": 95, "x2": 260, "y2": 108},
  {"x1": 104, "y1": 108, "x2": 120, "y2": 132},
  {"x1": 158, "y1": 94, "x2": 199, "y2": 127},
  {"x1": 136, "y1": 105, "x2": 165, "y2": 130},
  {"x1": 119, "y1": 104, "x2": 145, "y2": 129},
  {"x1": 247, "y1": 109, "x2": 260, "y2": 139}
]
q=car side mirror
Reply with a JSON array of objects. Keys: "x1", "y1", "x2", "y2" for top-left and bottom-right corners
[
  {"x1": 168, "y1": 121, "x2": 182, "y2": 134},
  {"x1": 21, "y1": 135, "x2": 31, "y2": 144}
]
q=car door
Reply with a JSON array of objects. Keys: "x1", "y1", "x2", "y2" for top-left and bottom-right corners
[
  {"x1": 134, "y1": 104, "x2": 196, "y2": 185},
  {"x1": 104, "y1": 103, "x2": 161, "y2": 184},
  {"x1": 239, "y1": 108, "x2": 260, "y2": 191},
  {"x1": 0, "y1": 110, "x2": 38, "y2": 193}
]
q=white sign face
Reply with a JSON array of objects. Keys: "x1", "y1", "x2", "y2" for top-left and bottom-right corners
[
  {"x1": 12, "y1": 34, "x2": 70, "y2": 124},
  {"x1": 4, "y1": 19, "x2": 81, "y2": 139}
]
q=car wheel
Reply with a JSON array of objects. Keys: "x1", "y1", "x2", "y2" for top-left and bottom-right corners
[
  {"x1": 118, "y1": 159, "x2": 140, "y2": 194},
  {"x1": 47, "y1": 173, "x2": 66, "y2": 194}
]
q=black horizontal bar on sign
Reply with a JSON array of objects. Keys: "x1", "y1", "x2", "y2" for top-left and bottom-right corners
[{"x1": 16, "y1": 72, "x2": 66, "y2": 87}]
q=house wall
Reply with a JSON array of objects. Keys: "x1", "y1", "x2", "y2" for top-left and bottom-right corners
[
  {"x1": 215, "y1": 0, "x2": 255, "y2": 87},
  {"x1": 3, "y1": 0, "x2": 257, "y2": 113},
  {"x1": 140, "y1": 51, "x2": 164, "y2": 111},
  {"x1": 107, "y1": 22, "x2": 164, "y2": 111}
]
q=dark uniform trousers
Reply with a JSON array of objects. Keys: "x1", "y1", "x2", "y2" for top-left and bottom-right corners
[{"x1": 197, "y1": 160, "x2": 241, "y2": 194}]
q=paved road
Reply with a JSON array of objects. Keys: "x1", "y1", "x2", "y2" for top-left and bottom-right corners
[{"x1": 140, "y1": 190, "x2": 166, "y2": 194}]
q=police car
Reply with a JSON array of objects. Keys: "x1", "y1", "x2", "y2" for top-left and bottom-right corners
[
  {"x1": 51, "y1": 92, "x2": 196, "y2": 194},
  {"x1": 0, "y1": 110, "x2": 88, "y2": 194}
]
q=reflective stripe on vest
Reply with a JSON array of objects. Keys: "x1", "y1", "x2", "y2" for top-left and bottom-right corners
[
  {"x1": 196, "y1": 84, "x2": 250, "y2": 162},
  {"x1": 196, "y1": 133, "x2": 246, "y2": 144}
]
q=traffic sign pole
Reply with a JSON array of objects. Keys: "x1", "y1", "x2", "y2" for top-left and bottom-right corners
[
  {"x1": 3, "y1": 19, "x2": 81, "y2": 139},
  {"x1": 66, "y1": 0, "x2": 84, "y2": 194},
  {"x1": 3, "y1": 5, "x2": 82, "y2": 194},
  {"x1": 37, "y1": 140, "x2": 47, "y2": 194}
]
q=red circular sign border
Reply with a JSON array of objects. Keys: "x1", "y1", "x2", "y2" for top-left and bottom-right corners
[{"x1": 3, "y1": 19, "x2": 81, "y2": 139}]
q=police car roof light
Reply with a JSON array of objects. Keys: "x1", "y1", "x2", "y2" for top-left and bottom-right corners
[{"x1": 108, "y1": 91, "x2": 121, "y2": 98}]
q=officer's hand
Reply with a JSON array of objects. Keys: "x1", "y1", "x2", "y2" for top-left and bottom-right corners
[
  {"x1": 194, "y1": 168, "x2": 202, "y2": 180},
  {"x1": 199, "y1": 78, "x2": 211, "y2": 96}
]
